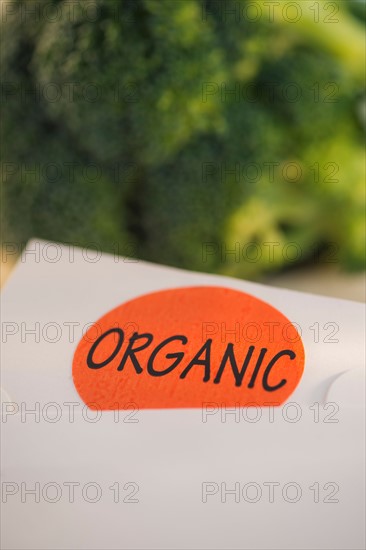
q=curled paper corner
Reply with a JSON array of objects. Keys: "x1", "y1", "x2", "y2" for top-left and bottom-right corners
[
  {"x1": 325, "y1": 367, "x2": 366, "y2": 408},
  {"x1": 0, "y1": 386, "x2": 12, "y2": 405},
  {"x1": 0, "y1": 386, "x2": 17, "y2": 421}
]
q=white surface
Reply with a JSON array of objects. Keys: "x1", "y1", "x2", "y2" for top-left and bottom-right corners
[{"x1": 1, "y1": 240, "x2": 365, "y2": 550}]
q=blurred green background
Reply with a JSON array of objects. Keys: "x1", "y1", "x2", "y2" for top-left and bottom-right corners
[{"x1": 1, "y1": 0, "x2": 365, "y2": 283}]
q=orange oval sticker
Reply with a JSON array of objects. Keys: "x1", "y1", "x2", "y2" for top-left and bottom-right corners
[{"x1": 72, "y1": 287, "x2": 305, "y2": 409}]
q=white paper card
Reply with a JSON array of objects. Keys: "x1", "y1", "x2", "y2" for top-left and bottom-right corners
[{"x1": 1, "y1": 240, "x2": 365, "y2": 550}]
